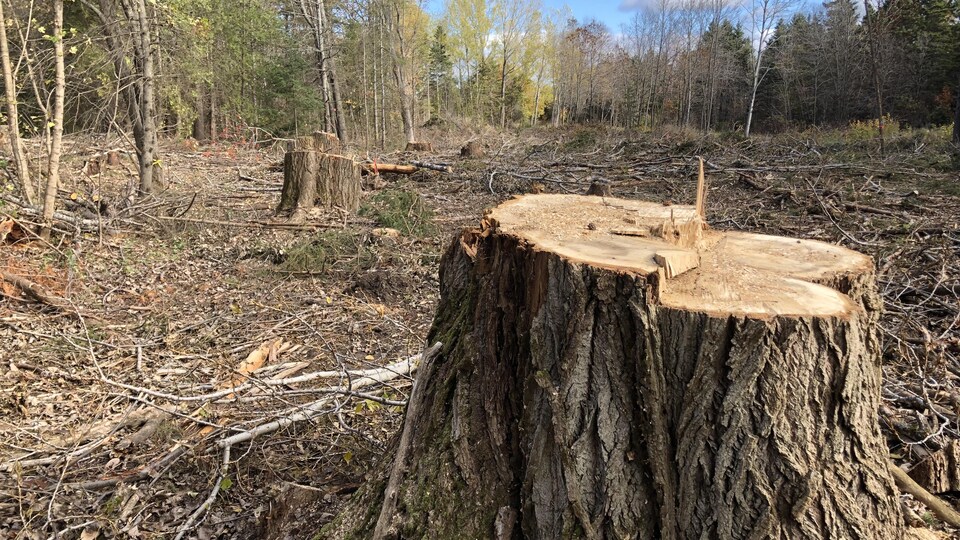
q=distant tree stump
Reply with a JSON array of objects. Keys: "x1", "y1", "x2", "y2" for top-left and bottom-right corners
[
  {"x1": 584, "y1": 176, "x2": 611, "y2": 196},
  {"x1": 404, "y1": 141, "x2": 432, "y2": 152},
  {"x1": 324, "y1": 194, "x2": 903, "y2": 539},
  {"x1": 460, "y1": 140, "x2": 484, "y2": 158},
  {"x1": 277, "y1": 132, "x2": 360, "y2": 218}
]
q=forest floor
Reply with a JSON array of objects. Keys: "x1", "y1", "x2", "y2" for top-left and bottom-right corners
[{"x1": 0, "y1": 125, "x2": 958, "y2": 539}]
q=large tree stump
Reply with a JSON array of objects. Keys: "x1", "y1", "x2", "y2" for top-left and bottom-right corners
[
  {"x1": 324, "y1": 194, "x2": 903, "y2": 539},
  {"x1": 277, "y1": 132, "x2": 360, "y2": 218}
]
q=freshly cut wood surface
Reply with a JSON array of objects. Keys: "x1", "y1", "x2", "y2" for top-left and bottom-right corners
[{"x1": 487, "y1": 193, "x2": 872, "y2": 317}]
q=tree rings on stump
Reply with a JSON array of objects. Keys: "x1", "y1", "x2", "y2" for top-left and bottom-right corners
[{"x1": 324, "y1": 194, "x2": 903, "y2": 539}]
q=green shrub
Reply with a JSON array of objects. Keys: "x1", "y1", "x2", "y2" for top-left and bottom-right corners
[
  {"x1": 846, "y1": 114, "x2": 900, "y2": 141},
  {"x1": 359, "y1": 188, "x2": 437, "y2": 236},
  {"x1": 280, "y1": 229, "x2": 374, "y2": 274}
]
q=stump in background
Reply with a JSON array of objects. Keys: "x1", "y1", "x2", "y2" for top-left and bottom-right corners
[
  {"x1": 460, "y1": 140, "x2": 484, "y2": 158},
  {"x1": 324, "y1": 194, "x2": 904, "y2": 539},
  {"x1": 404, "y1": 141, "x2": 432, "y2": 152},
  {"x1": 277, "y1": 132, "x2": 360, "y2": 218}
]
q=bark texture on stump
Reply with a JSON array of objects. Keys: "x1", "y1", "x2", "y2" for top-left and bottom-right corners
[
  {"x1": 316, "y1": 154, "x2": 361, "y2": 213},
  {"x1": 323, "y1": 194, "x2": 903, "y2": 540},
  {"x1": 277, "y1": 132, "x2": 360, "y2": 217},
  {"x1": 460, "y1": 140, "x2": 484, "y2": 158}
]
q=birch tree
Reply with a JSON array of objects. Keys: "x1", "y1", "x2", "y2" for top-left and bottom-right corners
[
  {"x1": 299, "y1": 0, "x2": 349, "y2": 142},
  {"x1": 386, "y1": 0, "x2": 428, "y2": 144},
  {"x1": 744, "y1": 0, "x2": 794, "y2": 136}
]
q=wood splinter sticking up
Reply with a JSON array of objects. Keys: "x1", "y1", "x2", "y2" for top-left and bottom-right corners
[{"x1": 324, "y1": 190, "x2": 904, "y2": 539}]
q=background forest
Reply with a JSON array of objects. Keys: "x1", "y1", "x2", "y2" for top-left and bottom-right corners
[{"x1": 2, "y1": 0, "x2": 958, "y2": 159}]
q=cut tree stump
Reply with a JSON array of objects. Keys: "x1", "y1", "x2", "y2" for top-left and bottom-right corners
[
  {"x1": 404, "y1": 141, "x2": 432, "y2": 152},
  {"x1": 288, "y1": 130, "x2": 342, "y2": 154},
  {"x1": 277, "y1": 132, "x2": 360, "y2": 218},
  {"x1": 322, "y1": 194, "x2": 904, "y2": 539},
  {"x1": 909, "y1": 440, "x2": 960, "y2": 493},
  {"x1": 584, "y1": 176, "x2": 611, "y2": 196},
  {"x1": 460, "y1": 140, "x2": 484, "y2": 158}
]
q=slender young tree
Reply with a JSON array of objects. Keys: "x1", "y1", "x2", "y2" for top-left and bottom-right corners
[
  {"x1": 0, "y1": 0, "x2": 35, "y2": 204},
  {"x1": 491, "y1": 0, "x2": 537, "y2": 128},
  {"x1": 954, "y1": 71, "x2": 960, "y2": 145},
  {"x1": 40, "y1": 0, "x2": 66, "y2": 239},
  {"x1": 386, "y1": 0, "x2": 428, "y2": 144},
  {"x1": 863, "y1": 0, "x2": 886, "y2": 154},
  {"x1": 744, "y1": 0, "x2": 794, "y2": 136},
  {"x1": 87, "y1": 0, "x2": 161, "y2": 194}
]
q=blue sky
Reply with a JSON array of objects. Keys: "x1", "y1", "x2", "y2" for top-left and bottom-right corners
[
  {"x1": 425, "y1": 0, "x2": 640, "y2": 32},
  {"x1": 545, "y1": 0, "x2": 637, "y2": 30}
]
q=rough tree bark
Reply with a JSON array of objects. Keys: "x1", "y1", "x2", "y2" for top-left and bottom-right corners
[
  {"x1": 277, "y1": 132, "x2": 360, "y2": 219},
  {"x1": 89, "y1": 0, "x2": 160, "y2": 195},
  {"x1": 0, "y1": 0, "x2": 35, "y2": 205},
  {"x1": 323, "y1": 194, "x2": 904, "y2": 539},
  {"x1": 123, "y1": 0, "x2": 160, "y2": 195}
]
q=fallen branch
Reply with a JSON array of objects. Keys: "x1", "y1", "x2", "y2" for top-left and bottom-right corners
[
  {"x1": 153, "y1": 215, "x2": 341, "y2": 231},
  {"x1": 0, "y1": 270, "x2": 64, "y2": 307},
  {"x1": 360, "y1": 161, "x2": 453, "y2": 175},
  {"x1": 218, "y1": 342, "x2": 441, "y2": 448},
  {"x1": 1, "y1": 195, "x2": 104, "y2": 233},
  {"x1": 890, "y1": 462, "x2": 960, "y2": 527},
  {"x1": 101, "y1": 353, "x2": 427, "y2": 403},
  {"x1": 411, "y1": 161, "x2": 453, "y2": 173},
  {"x1": 173, "y1": 446, "x2": 231, "y2": 540}
]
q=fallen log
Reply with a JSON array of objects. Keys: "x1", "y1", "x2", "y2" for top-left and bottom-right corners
[
  {"x1": 360, "y1": 161, "x2": 453, "y2": 175},
  {"x1": 1, "y1": 195, "x2": 105, "y2": 233},
  {"x1": 0, "y1": 270, "x2": 64, "y2": 307}
]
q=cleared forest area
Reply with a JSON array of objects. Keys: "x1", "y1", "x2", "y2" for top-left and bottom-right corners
[
  {"x1": 1, "y1": 0, "x2": 959, "y2": 537},
  {"x1": 0, "y1": 125, "x2": 956, "y2": 538}
]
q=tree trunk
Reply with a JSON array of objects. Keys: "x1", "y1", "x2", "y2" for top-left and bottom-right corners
[
  {"x1": 0, "y1": 0, "x2": 35, "y2": 205},
  {"x1": 746, "y1": 53, "x2": 762, "y2": 137},
  {"x1": 953, "y1": 72, "x2": 959, "y2": 145},
  {"x1": 193, "y1": 86, "x2": 209, "y2": 141},
  {"x1": 318, "y1": 0, "x2": 348, "y2": 143},
  {"x1": 324, "y1": 194, "x2": 904, "y2": 539},
  {"x1": 41, "y1": 0, "x2": 66, "y2": 240},
  {"x1": 500, "y1": 47, "x2": 508, "y2": 129},
  {"x1": 277, "y1": 132, "x2": 360, "y2": 219}
]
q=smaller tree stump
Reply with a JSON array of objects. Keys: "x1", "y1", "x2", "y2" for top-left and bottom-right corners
[
  {"x1": 585, "y1": 176, "x2": 611, "y2": 196},
  {"x1": 460, "y1": 140, "x2": 484, "y2": 158},
  {"x1": 278, "y1": 133, "x2": 361, "y2": 218},
  {"x1": 317, "y1": 154, "x2": 361, "y2": 212},
  {"x1": 909, "y1": 441, "x2": 960, "y2": 493},
  {"x1": 404, "y1": 142, "x2": 432, "y2": 152}
]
